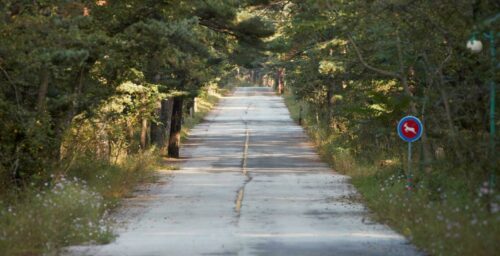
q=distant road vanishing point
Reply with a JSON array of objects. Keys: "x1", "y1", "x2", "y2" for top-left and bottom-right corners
[{"x1": 68, "y1": 87, "x2": 422, "y2": 256}]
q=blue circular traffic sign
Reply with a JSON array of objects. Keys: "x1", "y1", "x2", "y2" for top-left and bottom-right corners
[{"x1": 397, "y1": 116, "x2": 423, "y2": 142}]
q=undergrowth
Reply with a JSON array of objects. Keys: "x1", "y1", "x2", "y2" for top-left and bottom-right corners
[
  {"x1": 0, "y1": 83, "x2": 226, "y2": 255},
  {"x1": 284, "y1": 92, "x2": 500, "y2": 256},
  {"x1": 0, "y1": 150, "x2": 158, "y2": 255}
]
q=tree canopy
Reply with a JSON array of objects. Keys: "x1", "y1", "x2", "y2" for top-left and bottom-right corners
[{"x1": 0, "y1": 0, "x2": 275, "y2": 189}]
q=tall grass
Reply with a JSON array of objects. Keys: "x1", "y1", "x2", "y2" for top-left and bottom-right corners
[
  {"x1": 0, "y1": 151, "x2": 158, "y2": 255},
  {"x1": 0, "y1": 84, "x2": 223, "y2": 255},
  {"x1": 284, "y1": 93, "x2": 500, "y2": 256},
  {"x1": 0, "y1": 179, "x2": 111, "y2": 255}
]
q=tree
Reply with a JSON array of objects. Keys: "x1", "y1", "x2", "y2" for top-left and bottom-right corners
[
  {"x1": 268, "y1": 0, "x2": 499, "y2": 187},
  {"x1": 0, "y1": 0, "x2": 276, "y2": 189}
]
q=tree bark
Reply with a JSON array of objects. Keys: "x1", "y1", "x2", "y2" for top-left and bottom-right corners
[
  {"x1": 186, "y1": 97, "x2": 195, "y2": 117},
  {"x1": 273, "y1": 70, "x2": 279, "y2": 90},
  {"x1": 140, "y1": 118, "x2": 149, "y2": 150},
  {"x1": 395, "y1": 33, "x2": 433, "y2": 166},
  {"x1": 151, "y1": 98, "x2": 174, "y2": 155},
  {"x1": 327, "y1": 80, "x2": 335, "y2": 118},
  {"x1": 37, "y1": 67, "x2": 49, "y2": 112},
  {"x1": 348, "y1": 31, "x2": 433, "y2": 166},
  {"x1": 277, "y1": 68, "x2": 284, "y2": 94},
  {"x1": 168, "y1": 97, "x2": 184, "y2": 158},
  {"x1": 126, "y1": 118, "x2": 135, "y2": 153},
  {"x1": 59, "y1": 67, "x2": 86, "y2": 161},
  {"x1": 161, "y1": 98, "x2": 174, "y2": 155}
]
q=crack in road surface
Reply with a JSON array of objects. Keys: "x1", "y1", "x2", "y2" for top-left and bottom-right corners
[
  {"x1": 235, "y1": 128, "x2": 252, "y2": 222},
  {"x1": 67, "y1": 87, "x2": 422, "y2": 256},
  {"x1": 235, "y1": 101, "x2": 253, "y2": 223}
]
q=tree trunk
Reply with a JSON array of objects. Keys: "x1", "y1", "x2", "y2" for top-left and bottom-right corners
[
  {"x1": 327, "y1": 80, "x2": 335, "y2": 119},
  {"x1": 69, "y1": 68, "x2": 85, "y2": 122},
  {"x1": 151, "y1": 98, "x2": 174, "y2": 155},
  {"x1": 59, "y1": 67, "x2": 86, "y2": 161},
  {"x1": 277, "y1": 68, "x2": 284, "y2": 94},
  {"x1": 140, "y1": 118, "x2": 148, "y2": 150},
  {"x1": 161, "y1": 98, "x2": 174, "y2": 155},
  {"x1": 168, "y1": 97, "x2": 184, "y2": 158},
  {"x1": 37, "y1": 67, "x2": 49, "y2": 112},
  {"x1": 126, "y1": 118, "x2": 135, "y2": 153},
  {"x1": 274, "y1": 70, "x2": 279, "y2": 90},
  {"x1": 395, "y1": 33, "x2": 433, "y2": 166},
  {"x1": 186, "y1": 97, "x2": 195, "y2": 117},
  {"x1": 348, "y1": 29, "x2": 434, "y2": 167}
]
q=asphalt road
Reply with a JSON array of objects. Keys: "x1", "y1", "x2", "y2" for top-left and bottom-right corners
[{"x1": 68, "y1": 87, "x2": 421, "y2": 256}]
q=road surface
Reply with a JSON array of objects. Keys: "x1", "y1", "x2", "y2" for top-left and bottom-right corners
[{"x1": 69, "y1": 87, "x2": 421, "y2": 256}]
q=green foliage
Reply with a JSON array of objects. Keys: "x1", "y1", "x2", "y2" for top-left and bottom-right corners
[
  {"x1": 0, "y1": 0, "x2": 274, "y2": 190},
  {"x1": 272, "y1": 3, "x2": 500, "y2": 253},
  {"x1": 276, "y1": 0, "x2": 500, "y2": 179},
  {"x1": 0, "y1": 0, "x2": 274, "y2": 253},
  {"x1": 285, "y1": 86, "x2": 500, "y2": 255}
]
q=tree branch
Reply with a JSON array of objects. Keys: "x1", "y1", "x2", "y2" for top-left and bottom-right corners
[
  {"x1": 326, "y1": 7, "x2": 400, "y2": 79},
  {"x1": 346, "y1": 34, "x2": 401, "y2": 79},
  {"x1": 0, "y1": 65, "x2": 21, "y2": 109},
  {"x1": 199, "y1": 19, "x2": 238, "y2": 38}
]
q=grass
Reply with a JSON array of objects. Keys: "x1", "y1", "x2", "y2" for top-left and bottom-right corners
[
  {"x1": 0, "y1": 151, "x2": 159, "y2": 255},
  {"x1": 0, "y1": 181, "x2": 112, "y2": 255},
  {"x1": 283, "y1": 92, "x2": 500, "y2": 256},
  {"x1": 66, "y1": 151, "x2": 159, "y2": 205},
  {"x1": 0, "y1": 85, "x2": 224, "y2": 255}
]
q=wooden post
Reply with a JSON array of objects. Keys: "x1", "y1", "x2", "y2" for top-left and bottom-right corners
[
  {"x1": 193, "y1": 98, "x2": 198, "y2": 113},
  {"x1": 186, "y1": 97, "x2": 195, "y2": 118},
  {"x1": 150, "y1": 101, "x2": 162, "y2": 148}
]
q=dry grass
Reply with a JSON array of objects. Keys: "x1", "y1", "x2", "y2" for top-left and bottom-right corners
[{"x1": 284, "y1": 92, "x2": 500, "y2": 256}]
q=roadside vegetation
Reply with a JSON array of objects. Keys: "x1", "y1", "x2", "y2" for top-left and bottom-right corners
[
  {"x1": 1, "y1": 0, "x2": 498, "y2": 255},
  {"x1": 0, "y1": 84, "x2": 223, "y2": 256},
  {"x1": 0, "y1": 151, "x2": 158, "y2": 255},
  {"x1": 246, "y1": 1, "x2": 499, "y2": 255},
  {"x1": 0, "y1": 1, "x2": 270, "y2": 255},
  {"x1": 285, "y1": 93, "x2": 499, "y2": 255}
]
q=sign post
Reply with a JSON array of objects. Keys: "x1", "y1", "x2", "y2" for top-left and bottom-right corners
[{"x1": 397, "y1": 116, "x2": 423, "y2": 192}]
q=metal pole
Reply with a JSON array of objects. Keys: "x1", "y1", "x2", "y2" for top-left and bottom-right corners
[
  {"x1": 487, "y1": 30, "x2": 496, "y2": 192},
  {"x1": 407, "y1": 142, "x2": 413, "y2": 193}
]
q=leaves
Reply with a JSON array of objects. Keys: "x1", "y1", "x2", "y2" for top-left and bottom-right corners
[{"x1": 0, "y1": 0, "x2": 274, "y2": 188}]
